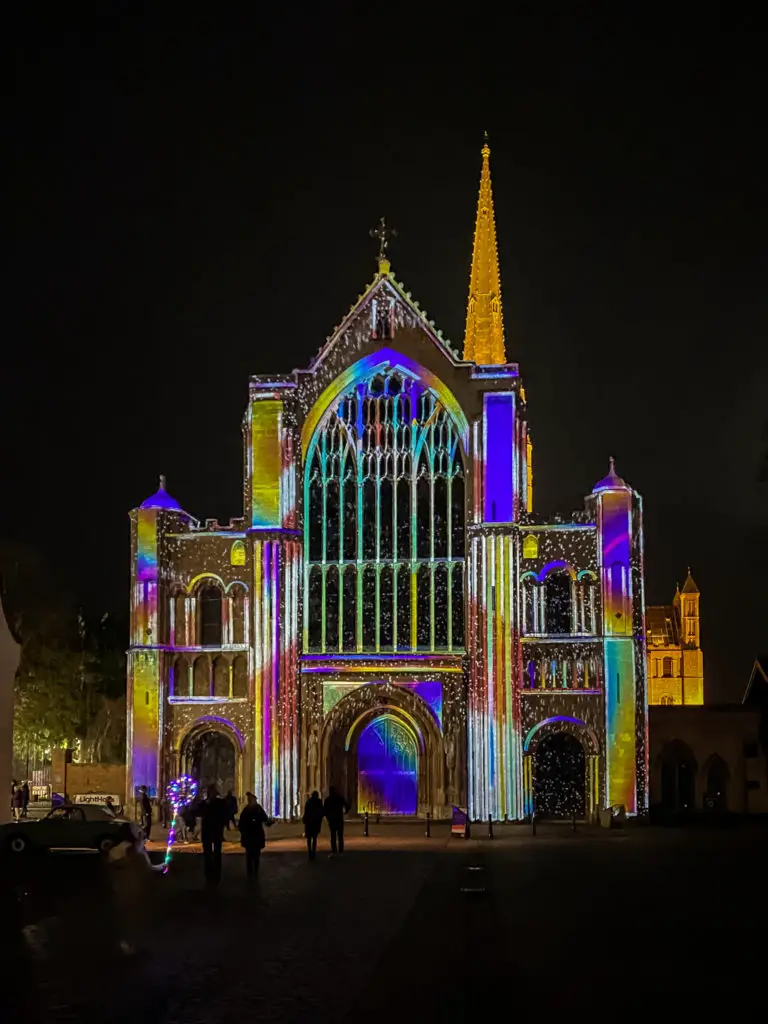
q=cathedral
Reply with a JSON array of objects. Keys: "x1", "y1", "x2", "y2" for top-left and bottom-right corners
[{"x1": 126, "y1": 141, "x2": 649, "y2": 821}]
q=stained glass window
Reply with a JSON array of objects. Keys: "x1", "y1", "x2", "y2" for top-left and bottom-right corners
[{"x1": 303, "y1": 370, "x2": 465, "y2": 652}]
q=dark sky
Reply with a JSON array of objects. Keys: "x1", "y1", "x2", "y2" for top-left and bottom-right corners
[{"x1": 8, "y1": 9, "x2": 767, "y2": 699}]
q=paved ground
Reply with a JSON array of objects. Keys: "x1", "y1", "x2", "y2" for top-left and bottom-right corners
[{"x1": 3, "y1": 819, "x2": 766, "y2": 1022}]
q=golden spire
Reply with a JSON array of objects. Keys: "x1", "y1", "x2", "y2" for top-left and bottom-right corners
[{"x1": 463, "y1": 134, "x2": 506, "y2": 364}]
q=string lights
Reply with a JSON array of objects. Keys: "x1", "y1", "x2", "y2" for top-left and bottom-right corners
[{"x1": 163, "y1": 774, "x2": 198, "y2": 873}]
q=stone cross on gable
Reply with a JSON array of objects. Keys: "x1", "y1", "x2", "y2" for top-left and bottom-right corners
[{"x1": 370, "y1": 216, "x2": 397, "y2": 262}]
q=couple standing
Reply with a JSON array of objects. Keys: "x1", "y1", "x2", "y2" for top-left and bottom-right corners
[{"x1": 302, "y1": 785, "x2": 349, "y2": 859}]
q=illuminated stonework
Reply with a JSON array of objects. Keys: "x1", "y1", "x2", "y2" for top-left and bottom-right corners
[
  {"x1": 646, "y1": 570, "x2": 704, "y2": 705},
  {"x1": 126, "y1": 144, "x2": 649, "y2": 820}
]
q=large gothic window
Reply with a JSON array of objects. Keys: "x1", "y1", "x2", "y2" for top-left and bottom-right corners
[{"x1": 304, "y1": 370, "x2": 466, "y2": 652}]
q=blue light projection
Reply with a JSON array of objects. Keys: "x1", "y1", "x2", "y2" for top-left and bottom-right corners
[{"x1": 357, "y1": 714, "x2": 418, "y2": 815}]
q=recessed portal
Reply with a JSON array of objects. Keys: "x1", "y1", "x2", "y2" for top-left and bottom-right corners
[
  {"x1": 183, "y1": 729, "x2": 236, "y2": 795},
  {"x1": 533, "y1": 731, "x2": 586, "y2": 819},
  {"x1": 357, "y1": 714, "x2": 418, "y2": 815}
]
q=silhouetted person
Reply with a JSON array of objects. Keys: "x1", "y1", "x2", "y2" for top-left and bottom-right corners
[
  {"x1": 323, "y1": 785, "x2": 350, "y2": 856},
  {"x1": 224, "y1": 789, "x2": 238, "y2": 829},
  {"x1": 21, "y1": 781, "x2": 30, "y2": 817},
  {"x1": 139, "y1": 786, "x2": 152, "y2": 841},
  {"x1": 199, "y1": 784, "x2": 229, "y2": 885},
  {"x1": 303, "y1": 791, "x2": 324, "y2": 860},
  {"x1": 238, "y1": 792, "x2": 273, "y2": 877},
  {"x1": 12, "y1": 784, "x2": 23, "y2": 820}
]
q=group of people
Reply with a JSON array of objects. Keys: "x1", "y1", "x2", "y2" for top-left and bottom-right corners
[
  {"x1": 10, "y1": 780, "x2": 30, "y2": 819},
  {"x1": 302, "y1": 786, "x2": 350, "y2": 859},
  {"x1": 177, "y1": 783, "x2": 351, "y2": 885},
  {"x1": 135, "y1": 781, "x2": 351, "y2": 886}
]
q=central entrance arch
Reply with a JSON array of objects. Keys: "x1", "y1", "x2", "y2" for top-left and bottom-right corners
[
  {"x1": 534, "y1": 732, "x2": 586, "y2": 819},
  {"x1": 357, "y1": 714, "x2": 418, "y2": 815}
]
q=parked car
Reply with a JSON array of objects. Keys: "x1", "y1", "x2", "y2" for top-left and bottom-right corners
[{"x1": 1, "y1": 803, "x2": 141, "y2": 855}]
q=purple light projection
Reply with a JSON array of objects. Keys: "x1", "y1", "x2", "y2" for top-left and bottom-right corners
[{"x1": 357, "y1": 715, "x2": 418, "y2": 815}]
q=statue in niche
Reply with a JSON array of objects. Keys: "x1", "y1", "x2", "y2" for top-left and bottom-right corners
[
  {"x1": 445, "y1": 727, "x2": 456, "y2": 771},
  {"x1": 307, "y1": 726, "x2": 319, "y2": 769}
]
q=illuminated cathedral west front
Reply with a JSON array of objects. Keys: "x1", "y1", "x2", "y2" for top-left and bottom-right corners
[{"x1": 127, "y1": 141, "x2": 649, "y2": 821}]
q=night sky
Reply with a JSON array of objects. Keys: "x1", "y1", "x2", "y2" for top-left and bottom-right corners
[{"x1": 8, "y1": 11, "x2": 767, "y2": 699}]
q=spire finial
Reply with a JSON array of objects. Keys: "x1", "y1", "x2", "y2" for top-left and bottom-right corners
[
  {"x1": 159, "y1": 474, "x2": 166, "y2": 490},
  {"x1": 463, "y1": 137, "x2": 506, "y2": 364},
  {"x1": 370, "y1": 216, "x2": 397, "y2": 273},
  {"x1": 609, "y1": 455, "x2": 615, "y2": 473}
]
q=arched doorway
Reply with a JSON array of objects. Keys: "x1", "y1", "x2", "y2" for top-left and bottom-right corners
[
  {"x1": 357, "y1": 714, "x2": 418, "y2": 815},
  {"x1": 533, "y1": 732, "x2": 586, "y2": 818},
  {"x1": 660, "y1": 740, "x2": 697, "y2": 816},
  {"x1": 182, "y1": 729, "x2": 237, "y2": 795}
]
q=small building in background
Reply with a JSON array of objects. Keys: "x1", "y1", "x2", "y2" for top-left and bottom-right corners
[
  {"x1": 646, "y1": 569, "x2": 704, "y2": 705},
  {"x1": 649, "y1": 655, "x2": 768, "y2": 817}
]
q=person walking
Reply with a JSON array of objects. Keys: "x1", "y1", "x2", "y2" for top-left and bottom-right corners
[
  {"x1": 199, "y1": 784, "x2": 229, "y2": 886},
  {"x1": 238, "y1": 792, "x2": 273, "y2": 878},
  {"x1": 139, "y1": 786, "x2": 152, "y2": 841},
  {"x1": 12, "y1": 784, "x2": 24, "y2": 821},
  {"x1": 224, "y1": 789, "x2": 238, "y2": 830},
  {"x1": 302, "y1": 791, "x2": 324, "y2": 860},
  {"x1": 21, "y1": 781, "x2": 30, "y2": 818},
  {"x1": 323, "y1": 785, "x2": 350, "y2": 857},
  {"x1": 182, "y1": 800, "x2": 198, "y2": 842}
]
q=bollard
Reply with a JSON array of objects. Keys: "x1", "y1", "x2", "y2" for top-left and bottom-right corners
[
  {"x1": 376, "y1": 813, "x2": 380, "y2": 825},
  {"x1": 363, "y1": 811, "x2": 369, "y2": 837},
  {"x1": 532, "y1": 812, "x2": 537, "y2": 836},
  {"x1": 425, "y1": 811, "x2": 431, "y2": 838},
  {"x1": 488, "y1": 814, "x2": 494, "y2": 839},
  {"x1": 464, "y1": 818, "x2": 471, "y2": 840},
  {"x1": 571, "y1": 812, "x2": 576, "y2": 833}
]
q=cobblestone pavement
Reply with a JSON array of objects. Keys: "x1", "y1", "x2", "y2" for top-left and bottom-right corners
[{"x1": 5, "y1": 821, "x2": 766, "y2": 1022}]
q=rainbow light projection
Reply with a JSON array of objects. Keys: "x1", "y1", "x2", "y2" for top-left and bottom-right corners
[
  {"x1": 302, "y1": 363, "x2": 467, "y2": 660},
  {"x1": 130, "y1": 510, "x2": 161, "y2": 797},
  {"x1": 126, "y1": 136, "x2": 649, "y2": 823},
  {"x1": 253, "y1": 535, "x2": 300, "y2": 819},
  {"x1": 598, "y1": 487, "x2": 637, "y2": 812},
  {"x1": 467, "y1": 387, "x2": 525, "y2": 822},
  {"x1": 249, "y1": 399, "x2": 283, "y2": 529}
]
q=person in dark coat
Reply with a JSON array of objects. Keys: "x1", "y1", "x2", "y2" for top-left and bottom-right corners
[
  {"x1": 12, "y1": 785, "x2": 24, "y2": 820},
  {"x1": 238, "y1": 792, "x2": 273, "y2": 877},
  {"x1": 302, "y1": 791, "x2": 324, "y2": 860},
  {"x1": 199, "y1": 784, "x2": 229, "y2": 885},
  {"x1": 323, "y1": 786, "x2": 350, "y2": 856},
  {"x1": 224, "y1": 789, "x2": 238, "y2": 830},
  {"x1": 21, "y1": 781, "x2": 30, "y2": 818},
  {"x1": 139, "y1": 786, "x2": 152, "y2": 841}
]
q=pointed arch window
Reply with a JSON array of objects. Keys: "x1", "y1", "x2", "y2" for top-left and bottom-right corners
[{"x1": 303, "y1": 370, "x2": 465, "y2": 652}]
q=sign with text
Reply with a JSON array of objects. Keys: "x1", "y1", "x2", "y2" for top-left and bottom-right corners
[{"x1": 73, "y1": 793, "x2": 121, "y2": 806}]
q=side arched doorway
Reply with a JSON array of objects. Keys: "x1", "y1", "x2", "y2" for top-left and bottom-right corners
[
  {"x1": 523, "y1": 716, "x2": 599, "y2": 821},
  {"x1": 534, "y1": 732, "x2": 586, "y2": 819},
  {"x1": 181, "y1": 726, "x2": 238, "y2": 796}
]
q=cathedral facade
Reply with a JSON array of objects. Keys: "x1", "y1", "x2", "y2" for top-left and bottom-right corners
[{"x1": 126, "y1": 142, "x2": 649, "y2": 821}]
